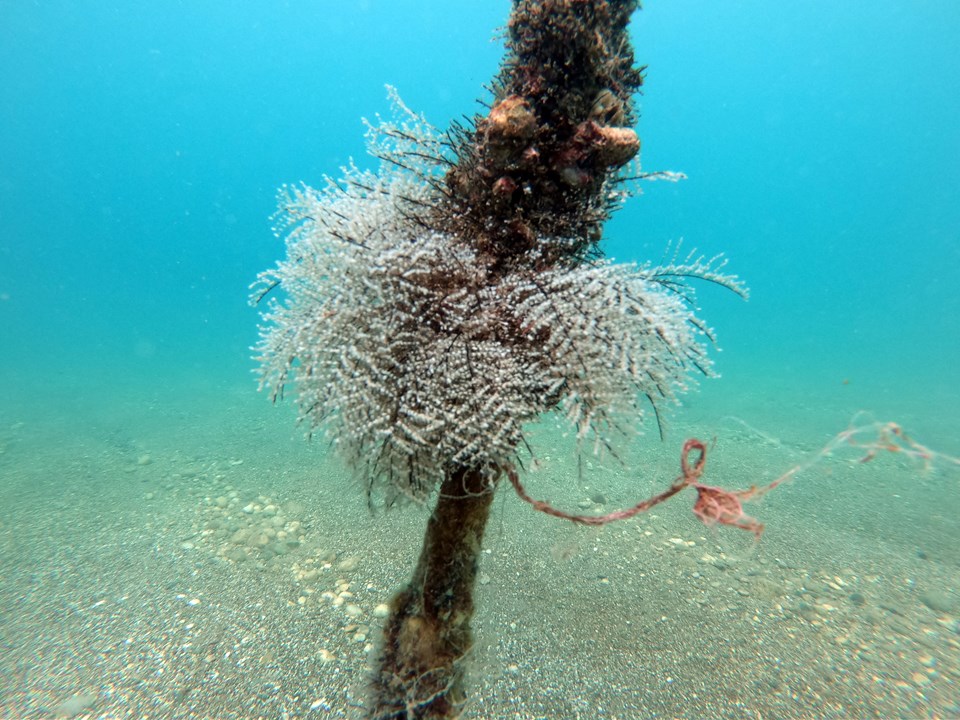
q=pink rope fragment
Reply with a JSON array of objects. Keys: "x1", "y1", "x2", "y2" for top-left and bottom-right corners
[{"x1": 506, "y1": 418, "x2": 957, "y2": 539}]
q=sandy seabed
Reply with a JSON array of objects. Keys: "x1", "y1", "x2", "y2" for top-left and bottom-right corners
[{"x1": 1, "y1": 372, "x2": 958, "y2": 720}]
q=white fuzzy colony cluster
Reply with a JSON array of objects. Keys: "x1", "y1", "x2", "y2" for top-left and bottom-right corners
[{"x1": 253, "y1": 98, "x2": 744, "y2": 501}]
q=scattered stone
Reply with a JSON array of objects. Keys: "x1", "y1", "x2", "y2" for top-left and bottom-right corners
[
  {"x1": 748, "y1": 577, "x2": 783, "y2": 602},
  {"x1": 795, "y1": 602, "x2": 819, "y2": 623},
  {"x1": 373, "y1": 603, "x2": 390, "y2": 618},
  {"x1": 283, "y1": 500, "x2": 305, "y2": 516},
  {"x1": 225, "y1": 547, "x2": 248, "y2": 562},
  {"x1": 890, "y1": 619, "x2": 915, "y2": 637},
  {"x1": 911, "y1": 671, "x2": 931, "y2": 686},
  {"x1": 247, "y1": 532, "x2": 269, "y2": 548},
  {"x1": 344, "y1": 604, "x2": 363, "y2": 618},
  {"x1": 310, "y1": 698, "x2": 332, "y2": 712},
  {"x1": 54, "y1": 693, "x2": 96, "y2": 718},
  {"x1": 230, "y1": 529, "x2": 249, "y2": 544},
  {"x1": 920, "y1": 590, "x2": 956, "y2": 614},
  {"x1": 879, "y1": 601, "x2": 905, "y2": 617},
  {"x1": 337, "y1": 556, "x2": 360, "y2": 572},
  {"x1": 269, "y1": 541, "x2": 290, "y2": 556},
  {"x1": 316, "y1": 549, "x2": 337, "y2": 564},
  {"x1": 700, "y1": 553, "x2": 728, "y2": 570}
]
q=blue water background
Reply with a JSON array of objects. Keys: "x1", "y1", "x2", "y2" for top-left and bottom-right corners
[{"x1": 1, "y1": 0, "x2": 958, "y2": 450}]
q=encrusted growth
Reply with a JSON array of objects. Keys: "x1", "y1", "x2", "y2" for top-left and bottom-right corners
[{"x1": 444, "y1": 0, "x2": 646, "y2": 264}]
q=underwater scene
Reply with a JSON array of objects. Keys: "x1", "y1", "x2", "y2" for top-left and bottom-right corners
[{"x1": 1, "y1": 1, "x2": 958, "y2": 718}]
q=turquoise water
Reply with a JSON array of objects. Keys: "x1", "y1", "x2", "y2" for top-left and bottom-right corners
[{"x1": 2, "y1": 2, "x2": 958, "y2": 718}]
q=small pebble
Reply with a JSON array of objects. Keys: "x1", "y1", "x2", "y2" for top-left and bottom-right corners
[
  {"x1": 373, "y1": 603, "x2": 390, "y2": 618},
  {"x1": 344, "y1": 604, "x2": 363, "y2": 618}
]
